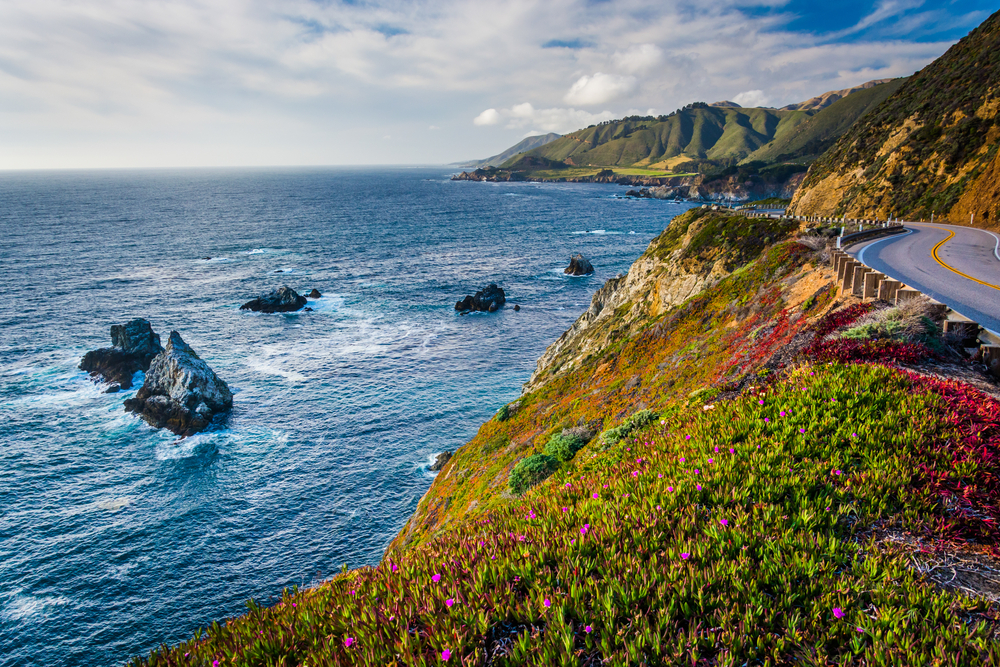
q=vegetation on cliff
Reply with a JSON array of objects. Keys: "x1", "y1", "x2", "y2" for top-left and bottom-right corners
[
  {"x1": 136, "y1": 210, "x2": 1000, "y2": 666},
  {"x1": 791, "y1": 9, "x2": 1000, "y2": 227}
]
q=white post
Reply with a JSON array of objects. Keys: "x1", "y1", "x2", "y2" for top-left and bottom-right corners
[
  {"x1": 931, "y1": 213, "x2": 934, "y2": 224},
  {"x1": 972, "y1": 213, "x2": 975, "y2": 225}
]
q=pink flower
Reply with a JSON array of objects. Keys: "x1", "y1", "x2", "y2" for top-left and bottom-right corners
[
  {"x1": 344, "y1": 637, "x2": 355, "y2": 648},
  {"x1": 658, "y1": 473, "x2": 663, "y2": 478},
  {"x1": 680, "y1": 552, "x2": 690, "y2": 560},
  {"x1": 562, "y1": 506, "x2": 568, "y2": 512},
  {"x1": 391, "y1": 562, "x2": 398, "y2": 572},
  {"x1": 667, "y1": 486, "x2": 674, "y2": 492},
  {"x1": 798, "y1": 428, "x2": 805, "y2": 433},
  {"x1": 679, "y1": 457, "x2": 685, "y2": 462},
  {"x1": 714, "y1": 446, "x2": 719, "y2": 452},
  {"x1": 764, "y1": 417, "x2": 770, "y2": 423},
  {"x1": 729, "y1": 448, "x2": 734, "y2": 454},
  {"x1": 758, "y1": 400, "x2": 764, "y2": 405},
  {"x1": 694, "y1": 469, "x2": 700, "y2": 474},
  {"x1": 852, "y1": 433, "x2": 858, "y2": 438},
  {"x1": 213, "y1": 661, "x2": 220, "y2": 667},
  {"x1": 834, "y1": 470, "x2": 842, "y2": 476},
  {"x1": 543, "y1": 598, "x2": 551, "y2": 608},
  {"x1": 779, "y1": 411, "x2": 786, "y2": 417},
  {"x1": 432, "y1": 573, "x2": 441, "y2": 582},
  {"x1": 696, "y1": 484, "x2": 702, "y2": 491},
  {"x1": 445, "y1": 598, "x2": 455, "y2": 607},
  {"x1": 593, "y1": 493, "x2": 599, "y2": 499},
  {"x1": 685, "y1": 435, "x2": 691, "y2": 440},
  {"x1": 584, "y1": 625, "x2": 593, "y2": 633},
  {"x1": 856, "y1": 627, "x2": 864, "y2": 633},
  {"x1": 441, "y1": 648, "x2": 452, "y2": 661},
  {"x1": 656, "y1": 505, "x2": 661, "y2": 510},
  {"x1": 632, "y1": 470, "x2": 639, "y2": 477},
  {"x1": 708, "y1": 458, "x2": 714, "y2": 464},
  {"x1": 565, "y1": 482, "x2": 572, "y2": 488},
  {"x1": 719, "y1": 519, "x2": 728, "y2": 526},
  {"x1": 833, "y1": 607, "x2": 844, "y2": 619},
  {"x1": 581, "y1": 524, "x2": 590, "y2": 535}
]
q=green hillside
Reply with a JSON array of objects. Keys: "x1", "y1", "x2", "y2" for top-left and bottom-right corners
[
  {"x1": 744, "y1": 78, "x2": 907, "y2": 164},
  {"x1": 792, "y1": 9, "x2": 1000, "y2": 226},
  {"x1": 455, "y1": 133, "x2": 562, "y2": 169},
  {"x1": 504, "y1": 105, "x2": 816, "y2": 170}
]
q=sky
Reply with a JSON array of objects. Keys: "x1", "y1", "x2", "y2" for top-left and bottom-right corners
[{"x1": 0, "y1": 0, "x2": 995, "y2": 169}]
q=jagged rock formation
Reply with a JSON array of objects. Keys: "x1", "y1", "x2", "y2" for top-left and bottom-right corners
[
  {"x1": 790, "y1": 10, "x2": 1000, "y2": 228},
  {"x1": 564, "y1": 254, "x2": 594, "y2": 276},
  {"x1": 240, "y1": 286, "x2": 308, "y2": 313},
  {"x1": 429, "y1": 451, "x2": 452, "y2": 471},
  {"x1": 455, "y1": 284, "x2": 506, "y2": 313},
  {"x1": 124, "y1": 332, "x2": 233, "y2": 436},
  {"x1": 80, "y1": 318, "x2": 163, "y2": 390}
]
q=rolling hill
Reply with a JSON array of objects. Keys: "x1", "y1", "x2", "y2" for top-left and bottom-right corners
[
  {"x1": 454, "y1": 133, "x2": 561, "y2": 168},
  {"x1": 791, "y1": 9, "x2": 1000, "y2": 228}
]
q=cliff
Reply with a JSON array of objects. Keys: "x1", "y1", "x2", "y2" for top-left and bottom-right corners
[
  {"x1": 790, "y1": 10, "x2": 1000, "y2": 228},
  {"x1": 137, "y1": 210, "x2": 1000, "y2": 665}
]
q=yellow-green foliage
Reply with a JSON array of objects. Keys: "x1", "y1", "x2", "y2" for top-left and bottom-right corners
[{"x1": 137, "y1": 364, "x2": 1000, "y2": 666}]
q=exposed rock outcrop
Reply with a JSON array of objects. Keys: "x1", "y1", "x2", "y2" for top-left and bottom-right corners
[
  {"x1": 240, "y1": 286, "x2": 307, "y2": 313},
  {"x1": 80, "y1": 318, "x2": 164, "y2": 390},
  {"x1": 429, "y1": 451, "x2": 452, "y2": 471},
  {"x1": 455, "y1": 284, "x2": 506, "y2": 313},
  {"x1": 124, "y1": 331, "x2": 233, "y2": 436},
  {"x1": 307, "y1": 289, "x2": 322, "y2": 299},
  {"x1": 564, "y1": 254, "x2": 594, "y2": 276}
]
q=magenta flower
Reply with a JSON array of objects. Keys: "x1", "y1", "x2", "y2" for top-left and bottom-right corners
[
  {"x1": 852, "y1": 432, "x2": 858, "y2": 438},
  {"x1": 543, "y1": 598, "x2": 551, "y2": 608},
  {"x1": 344, "y1": 637, "x2": 355, "y2": 648},
  {"x1": 213, "y1": 661, "x2": 220, "y2": 667},
  {"x1": 696, "y1": 484, "x2": 702, "y2": 491},
  {"x1": 779, "y1": 411, "x2": 786, "y2": 417},
  {"x1": 592, "y1": 492, "x2": 599, "y2": 499},
  {"x1": 632, "y1": 470, "x2": 639, "y2": 477},
  {"x1": 656, "y1": 505, "x2": 661, "y2": 510},
  {"x1": 714, "y1": 446, "x2": 719, "y2": 452},
  {"x1": 445, "y1": 598, "x2": 455, "y2": 607},
  {"x1": 833, "y1": 607, "x2": 844, "y2": 619},
  {"x1": 708, "y1": 458, "x2": 714, "y2": 464},
  {"x1": 581, "y1": 524, "x2": 590, "y2": 535},
  {"x1": 685, "y1": 434, "x2": 691, "y2": 440},
  {"x1": 584, "y1": 625, "x2": 593, "y2": 633},
  {"x1": 667, "y1": 486, "x2": 674, "y2": 492},
  {"x1": 694, "y1": 469, "x2": 700, "y2": 474},
  {"x1": 391, "y1": 562, "x2": 398, "y2": 572},
  {"x1": 758, "y1": 400, "x2": 764, "y2": 405},
  {"x1": 432, "y1": 573, "x2": 441, "y2": 582},
  {"x1": 856, "y1": 627, "x2": 864, "y2": 633},
  {"x1": 764, "y1": 417, "x2": 770, "y2": 423},
  {"x1": 679, "y1": 457, "x2": 685, "y2": 462},
  {"x1": 441, "y1": 648, "x2": 452, "y2": 661},
  {"x1": 658, "y1": 473, "x2": 663, "y2": 478},
  {"x1": 680, "y1": 552, "x2": 690, "y2": 560},
  {"x1": 834, "y1": 470, "x2": 842, "y2": 476},
  {"x1": 799, "y1": 428, "x2": 805, "y2": 433},
  {"x1": 562, "y1": 506, "x2": 568, "y2": 512},
  {"x1": 565, "y1": 482, "x2": 572, "y2": 488},
  {"x1": 719, "y1": 519, "x2": 728, "y2": 526},
  {"x1": 729, "y1": 448, "x2": 735, "y2": 454}
]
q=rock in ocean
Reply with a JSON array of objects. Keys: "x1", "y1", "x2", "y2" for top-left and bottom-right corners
[
  {"x1": 564, "y1": 253, "x2": 595, "y2": 276},
  {"x1": 79, "y1": 318, "x2": 164, "y2": 390},
  {"x1": 240, "y1": 286, "x2": 308, "y2": 313},
  {"x1": 124, "y1": 331, "x2": 233, "y2": 436},
  {"x1": 455, "y1": 284, "x2": 506, "y2": 313},
  {"x1": 429, "y1": 451, "x2": 453, "y2": 471}
]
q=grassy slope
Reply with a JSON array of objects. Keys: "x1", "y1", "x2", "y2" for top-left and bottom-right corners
[
  {"x1": 791, "y1": 10, "x2": 1000, "y2": 223},
  {"x1": 506, "y1": 108, "x2": 812, "y2": 169},
  {"x1": 136, "y1": 211, "x2": 1000, "y2": 666},
  {"x1": 744, "y1": 79, "x2": 906, "y2": 165}
]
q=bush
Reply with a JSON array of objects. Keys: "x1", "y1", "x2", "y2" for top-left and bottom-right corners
[
  {"x1": 508, "y1": 454, "x2": 557, "y2": 495},
  {"x1": 598, "y1": 409, "x2": 659, "y2": 449},
  {"x1": 543, "y1": 433, "x2": 586, "y2": 462}
]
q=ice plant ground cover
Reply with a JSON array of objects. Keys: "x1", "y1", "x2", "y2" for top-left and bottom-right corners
[{"x1": 137, "y1": 363, "x2": 1000, "y2": 666}]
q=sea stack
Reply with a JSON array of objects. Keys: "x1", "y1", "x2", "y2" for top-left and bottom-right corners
[
  {"x1": 124, "y1": 331, "x2": 233, "y2": 436},
  {"x1": 240, "y1": 286, "x2": 308, "y2": 313},
  {"x1": 455, "y1": 284, "x2": 506, "y2": 313},
  {"x1": 80, "y1": 318, "x2": 164, "y2": 390},
  {"x1": 564, "y1": 253, "x2": 595, "y2": 276}
]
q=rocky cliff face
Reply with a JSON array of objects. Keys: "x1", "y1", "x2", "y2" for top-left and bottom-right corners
[
  {"x1": 790, "y1": 10, "x2": 1000, "y2": 228},
  {"x1": 124, "y1": 331, "x2": 232, "y2": 436},
  {"x1": 523, "y1": 208, "x2": 798, "y2": 392}
]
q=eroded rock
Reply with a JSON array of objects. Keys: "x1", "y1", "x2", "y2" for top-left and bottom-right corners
[
  {"x1": 429, "y1": 451, "x2": 453, "y2": 471},
  {"x1": 455, "y1": 284, "x2": 506, "y2": 313},
  {"x1": 240, "y1": 286, "x2": 307, "y2": 313},
  {"x1": 79, "y1": 318, "x2": 163, "y2": 389},
  {"x1": 124, "y1": 331, "x2": 233, "y2": 436},
  {"x1": 564, "y1": 254, "x2": 595, "y2": 276}
]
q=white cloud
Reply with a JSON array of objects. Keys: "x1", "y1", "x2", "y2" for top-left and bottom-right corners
[
  {"x1": 473, "y1": 108, "x2": 501, "y2": 125},
  {"x1": 613, "y1": 44, "x2": 664, "y2": 74},
  {"x1": 564, "y1": 72, "x2": 638, "y2": 106},
  {"x1": 732, "y1": 90, "x2": 771, "y2": 107},
  {"x1": 0, "y1": 0, "x2": 972, "y2": 167}
]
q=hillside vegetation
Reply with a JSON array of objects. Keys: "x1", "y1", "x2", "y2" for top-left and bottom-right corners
[
  {"x1": 791, "y1": 9, "x2": 1000, "y2": 228},
  {"x1": 136, "y1": 210, "x2": 1000, "y2": 666}
]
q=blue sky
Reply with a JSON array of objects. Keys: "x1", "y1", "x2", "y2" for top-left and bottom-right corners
[{"x1": 0, "y1": 0, "x2": 994, "y2": 169}]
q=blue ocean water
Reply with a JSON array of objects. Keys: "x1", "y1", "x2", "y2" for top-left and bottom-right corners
[{"x1": 0, "y1": 167, "x2": 694, "y2": 666}]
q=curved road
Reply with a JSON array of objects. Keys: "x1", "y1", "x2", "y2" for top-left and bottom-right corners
[{"x1": 847, "y1": 222, "x2": 1000, "y2": 335}]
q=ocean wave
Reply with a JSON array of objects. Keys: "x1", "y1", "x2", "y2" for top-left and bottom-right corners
[
  {"x1": 244, "y1": 248, "x2": 270, "y2": 255},
  {"x1": 1, "y1": 591, "x2": 71, "y2": 623},
  {"x1": 571, "y1": 230, "x2": 623, "y2": 235}
]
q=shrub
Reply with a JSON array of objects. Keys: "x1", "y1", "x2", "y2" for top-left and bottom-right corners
[
  {"x1": 494, "y1": 405, "x2": 509, "y2": 422},
  {"x1": 598, "y1": 409, "x2": 659, "y2": 449},
  {"x1": 542, "y1": 433, "x2": 586, "y2": 462},
  {"x1": 508, "y1": 454, "x2": 557, "y2": 495}
]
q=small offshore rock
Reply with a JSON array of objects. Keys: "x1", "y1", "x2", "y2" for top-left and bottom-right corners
[
  {"x1": 564, "y1": 253, "x2": 595, "y2": 276},
  {"x1": 455, "y1": 284, "x2": 506, "y2": 313},
  {"x1": 303, "y1": 307, "x2": 314, "y2": 312},
  {"x1": 307, "y1": 289, "x2": 322, "y2": 298},
  {"x1": 124, "y1": 331, "x2": 233, "y2": 437},
  {"x1": 429, "y1": 451, "x2": 453, "y2": 471},
  {"x1": 79, "y1": 318, "x2": 164, "y2": 389},
  {"x1": 240, "y1": 286, "x2": 308, "y2": 313},
  {"x1": 513, "y1": 304, "x2": 521, "y2": 311},
  {"x1": 104, "y1": 384, "x2": 121, "y2": 394}
]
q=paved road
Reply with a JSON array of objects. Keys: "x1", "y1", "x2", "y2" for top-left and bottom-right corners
[{"x1": 847, "y1": 222, "x2": 1000, "y2": 335}]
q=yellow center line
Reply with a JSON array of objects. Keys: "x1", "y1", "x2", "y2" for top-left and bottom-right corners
[{"x1": 930, "y1": 226, "x2": 1000, "y2": 291}]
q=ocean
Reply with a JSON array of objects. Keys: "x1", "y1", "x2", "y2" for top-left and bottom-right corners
[{"x1": 0, "y1": 167, "x2": 695, "y2": 666}]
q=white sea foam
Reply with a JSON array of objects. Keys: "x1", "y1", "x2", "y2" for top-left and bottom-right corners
[
  {"x1": 244, "y1": 248, "x2": 269, "y2": 255},
  {"x1": 96, "y1": 497, "x2": 133, "y2": 512},
  {"x1": 1, "y1": 591, "x2": 70, "y2": 622},
  {"x1": 155, "y1": 432, "x2": 217, "y2": 460},
  {"x1": 571, "y1": 229, "x2": 623, "y2": 235}
]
